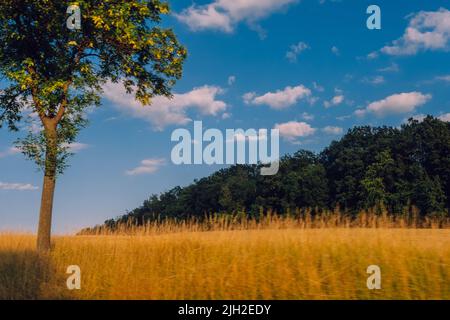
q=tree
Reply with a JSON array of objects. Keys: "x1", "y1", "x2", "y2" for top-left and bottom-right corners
[
  {"x1": 0, "y1": 0, "x2": 186, "y2": 252},
  {"x1": 361, "y1": 150, "x2": 394, "y2": 209}
]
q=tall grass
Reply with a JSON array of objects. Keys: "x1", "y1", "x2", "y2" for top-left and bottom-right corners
[
  {"x1": 1, "y1": 210, "x2": 449, "y2": 300},
  {"x1": 80, "y1": 207, "x2": 450, "y2": 236}
]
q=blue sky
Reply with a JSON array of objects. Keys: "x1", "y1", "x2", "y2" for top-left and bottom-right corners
[{"x1": 1, "y1": 0, "x2": 449, "y2": 233}]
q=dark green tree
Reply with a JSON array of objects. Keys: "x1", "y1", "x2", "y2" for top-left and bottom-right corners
[{"x1": 361, "y1": 150, "x2": 395, "y2": 209}]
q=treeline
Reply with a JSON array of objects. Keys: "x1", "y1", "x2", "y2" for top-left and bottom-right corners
[{"x1": 104, "y1": 116, "x2": 450, "y2": 227}]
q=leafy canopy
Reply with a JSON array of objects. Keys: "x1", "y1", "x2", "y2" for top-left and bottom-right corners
[{"x1": 0, "y1": 0, "x2": 186, "y2": 173}]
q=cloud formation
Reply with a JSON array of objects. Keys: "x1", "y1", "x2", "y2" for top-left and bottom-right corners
[
  {"x1": 274, "y1": 121, "x2": 316, "y2": 142},
  {"x1": 357, "y1": 92, "x2": 432, "y2": 117},
  {"x1": 0, "y1": 182, "x2": 38, "y2": 191},
  {"x1": 438, "y1": 113, "x2": 450, "y2": 122},
  {"x1": 378, "y1": 63, "x2": 399, "y2": 73},
  {"x1": 244, "y1": 85, "x2": 311, "y2": 109},
  {"x1": 436, "y1": 75, "x2": 450, "y2": 82},
  {"x1": 103, "y1": 82, "x2": 227, "y2": 130},
  {"x1": 175, "y1": 0, "x2": 297, "y2": 33},
  {"x1": 362, "y1": 75, "x2": 385, "y2": 85},
  {"x1": 0, "y1": 146, "x2": 21, "y2": 159},
  {"x1": 331, "y1": 46, "x2": 340, "y2": 56},
  {"x1": 324, "y1": 95, "x2": 344, "y2": 108},
  {"x1": 62, "y1": 142, "x2": 89, "y2": 153},
  {"x1": 126, "y1": 158, "x2": 166, "y2": 176},
  {"x1": 380, "y1": 8, "x2": 450, "y2": 56},
  {"x1": 286, "y1": 42, "x2": 310, "y2": 62},
  {"x1": 322, "y1": 126, "x2": 344, "y2": 135}
]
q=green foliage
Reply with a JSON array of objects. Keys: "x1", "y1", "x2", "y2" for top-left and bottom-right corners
[
  {"x1": 111, "y1": 116, "x2": 449, "y2": 226},
  {"x1": 361, "y1": 150, "x2": 394, "y2": 208},
  {"x1": 0, "y1": 0, "x2": 186, "y2": 174}
]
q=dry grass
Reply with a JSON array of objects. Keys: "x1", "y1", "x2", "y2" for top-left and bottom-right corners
[
  {"x1": 80, "y1": 208, "x2": 450, "y2": 236},
  {"x1": 1, "y1": 217, "x2": 449, "y2": 300}
]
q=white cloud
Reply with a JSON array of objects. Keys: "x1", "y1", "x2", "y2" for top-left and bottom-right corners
[
  {"x1": 301, "y1": 112, "x2": 315, "y2": 121},
  {"x1": 286, "y1": 42, "x2": 310, "y2": 62},
  {"x1": 324, "y1": 95, "x2": 344, "y2": 108},
  {"x1": 362, "y1": 92, "x2": 432, "y2": 117},
  {"x1": 380, "y1": 8, "x2": 450, "y2": 56},
  {"x1": 436, "y1": 75, "x2": 450, "y2": 82},
  {"x1": 354, "y1": 109, "x2": 367, "y2": 117},
  {"x1": 244, "y1": 85, "x2": 311, "y2": 109},
  {"x1": 274, "y1": 121, "x2": 316, "y2": 142},
  {"x1": 228, "y1": 75, "x2": 236, "y2": 85},
  {"x1": 312, "y1": 82, "x2": 324, "y2": 92},
  {"x1": 336, "y1": 114, "x2": 352, "y2": 121},
  {"x1": 331, "y1": 46, "x2": 340, "y2": 56},
  {"x1": 0, "y1": 146, "x2": 21, "y2": 158},
  {"x1": 0, "y1": 182, "x2": 38, "y2": 191},
  {"x1": 322, "y1": 126, "x2": 344, "y2": 135},
  {"x1": 175, "y1": 0, "x2": 298, "y2": 33},
  {"x1": 126, "y1": 158, "x2": 166, "y2": 176},
  {"x1": 367, "y1": 52, "x2": 379, "y2": 60},
  {"x1": 61, "y1": 142, "x2": 89, "y2": 153},
  {"x1": 438, "y1": 113, "x2": 450, "y2": 122},
  {"x1": 103, "y1": 82, "x2": 227, "y2": 131},
  {"x1": 221, "y1": 112, "x2": 231, "y2": 119},
  {"x1": 362, "y1": 75, "x2": 385, "y2": 85},
  {"x1": 378, "y1": 63, "x2": 399, "y2": 73},
  {"x1": 17, "y1": 107, "x2": 43, "y2": 134},
  {"x1": 243, "y1": 92, "x2": 256, "y2": 104},
  {"x1": 409, "y1": 114, "x2": 427, "y2": 122}
]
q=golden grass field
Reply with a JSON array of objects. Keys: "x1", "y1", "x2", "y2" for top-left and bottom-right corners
[{"x1": 1, "y1": 213, "x2": 449, "y2": 300}]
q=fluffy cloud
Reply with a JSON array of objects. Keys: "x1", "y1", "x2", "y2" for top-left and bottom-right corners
[
  {"x1": 438, "y1": 113, "x2": 450, "y2": 122},
  {"x1": 367, "y1": 52, "x2": 379, "y2": 60},
  {"x1": 409, "y1": 114, "x2": 427, "y2": 122},
  {"x1": 286, "y1": 42, "x2": 310, "y2": 62},
  {"x1": 244, "y1": 85, "x2": 311, "y2": 109},
  {"x1": 103, "y1": 82, "x2": 227, "y2": 130},
  {"x1": 312, "y1": 82, "x2": 324, "y2": 92},
  {"x1": 362, "y1": 75, "x2": 385, "y2": 85},
  {"x1": 175, "y1": 0, "x2": 298, "y2": 33},
  {"x1": 380, "y1": 8, "x2": 450, "y2": 56},
  {"x1": 331, "y1": 46, "x2": 340, "y2": 56},
  {"x1": 436, "y1": 75, "x2": 450, "y2": 82},
  {"x1": 378, "y1": 63, "x2": 399, "y2": 73},
  {"x1": 0, "y1": 146, "x2": 21, "y2": 158},
  {"x1": 301, "y1": 112, "x2": 314, "y2": 121},
  {"x1": 324, "y1": 95, "x2": 344, "y2": 108},
  {"x1": 62, "y1": 142, "x2": 89, "y2": 153},
  {"x1": 359, "y1": 92, "x2": 432, "y2": 117},
  {"x1": 0, "y1": 182, "x2": 38, "y2": 191},
  {"x1": 274, "y1": 121, "x2": 316, "y2": 141},
  {"x1": 221, "y1": 112, "x2": 231, "y2": 119},
  {"x1": 126, "y1": 158, "x2": 166, "y2": 176},
  {"x1": 322, "y1": 126, "x2": 344, "y2": 135}
]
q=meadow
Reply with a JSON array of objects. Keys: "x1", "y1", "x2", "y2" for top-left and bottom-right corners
[{"x1": 1, "y1": 213, "x2": 449, "y2": 300}]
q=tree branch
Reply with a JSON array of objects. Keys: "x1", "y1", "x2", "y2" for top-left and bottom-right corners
[{"x1": 27, "y1": 65, "x2": 47, "y2": 123}]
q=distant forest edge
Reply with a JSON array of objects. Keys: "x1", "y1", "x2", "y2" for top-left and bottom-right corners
[{"x1": 91, "y1": 116, "x2": 450, "y2": 231}]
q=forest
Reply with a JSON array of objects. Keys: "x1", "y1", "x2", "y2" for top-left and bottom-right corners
[{"x1": 103, "y1": 116, "x2": 450, "y2": 228}]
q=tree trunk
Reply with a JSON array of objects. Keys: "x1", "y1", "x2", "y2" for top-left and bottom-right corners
[{"x1": 37, "y1": 126, "x2": 58, "y2": 253}]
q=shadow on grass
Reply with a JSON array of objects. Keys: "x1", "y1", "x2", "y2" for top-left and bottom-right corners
[{"x1": 0, "y1": 250, "x2": 70, "y2": 300}]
